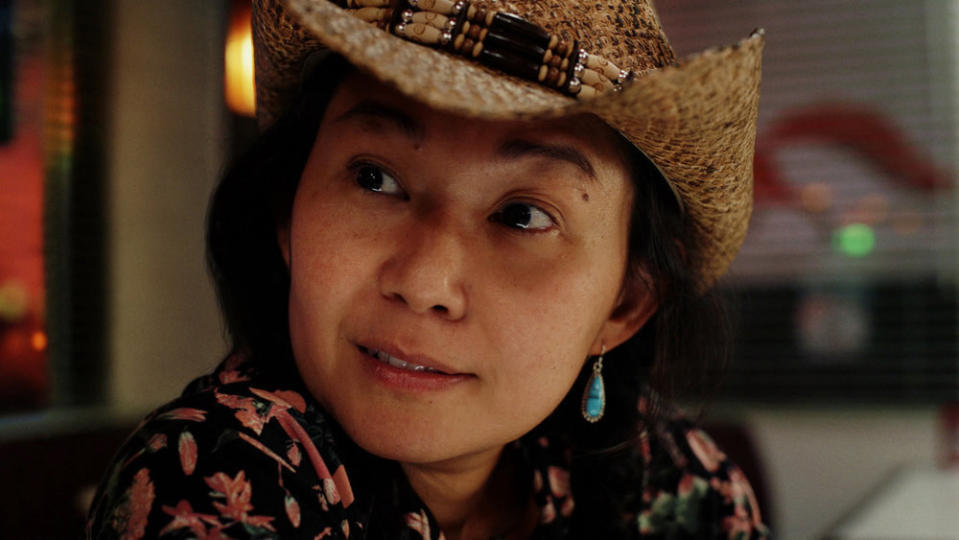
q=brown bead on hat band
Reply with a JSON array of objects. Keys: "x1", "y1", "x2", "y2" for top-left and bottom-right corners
[{"x1": 331, "y1": 0, "x2": 634, "y2": 99}]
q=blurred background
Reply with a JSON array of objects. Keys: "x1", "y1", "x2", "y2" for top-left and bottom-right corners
[{"x1": 1, "y1": 0, "x2": 957, "y2": 538}]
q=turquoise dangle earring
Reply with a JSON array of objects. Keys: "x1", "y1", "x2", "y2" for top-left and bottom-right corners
[{"x1": 581, "y1": 345, "x2": 606, "y2": 423}]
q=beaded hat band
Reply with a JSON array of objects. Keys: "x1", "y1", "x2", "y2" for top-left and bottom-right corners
[
  {"x1": 252, "y1": 0, "x2": 764, "y2": 291},
  {"x1": 336, "y1": 0, "x2": 631, "y2": 100}
]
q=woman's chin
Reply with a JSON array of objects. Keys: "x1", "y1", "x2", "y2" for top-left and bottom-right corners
[
  {"x1": 350, "y1": 427, "x2": 462, "y2": 465},
  {"x1": 336, "y1": 408, "x2": 503, "y2": 466}
]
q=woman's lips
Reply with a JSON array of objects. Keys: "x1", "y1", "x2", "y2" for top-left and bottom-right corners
[
  {"x1": 355, "y1": 343, "x2": 474, "y2": 391},
  {"x1": 359, "y1": 345, "x2": 446, "y2": 374},
  {"x1": 356, "y1": 344, "x2": 464, "y2": 375}
]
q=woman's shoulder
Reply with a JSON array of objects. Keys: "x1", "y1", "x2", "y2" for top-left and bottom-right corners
[
  {"x1": 635, "y1": 393, "x2": 772, "y2": 539},
  {"x1": 86, "y1": 355, "x2": 363, "y2": 539}
]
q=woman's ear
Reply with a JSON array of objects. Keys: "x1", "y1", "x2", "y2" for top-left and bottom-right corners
[
  {"x1": 277, "y1": 222, "x2": 292, "y2": 269},
  {"x1": 590, "y1": 270, "x2": 659, "y2": 355}
]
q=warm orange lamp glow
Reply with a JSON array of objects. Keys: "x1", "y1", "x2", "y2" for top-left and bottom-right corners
[
  {"x1": 225, "y1": 2, "x2": 256, "y2": 117},
  {"x1": 30, "y1": 331, "x2": 46, "y2": 351}
]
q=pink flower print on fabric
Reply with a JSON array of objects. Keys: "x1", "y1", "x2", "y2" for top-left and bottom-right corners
[
  {"x1": 532, "y1": 469, "x2": 543, "y2": 492},
  {"x1": 560, "y1": 496, "x2": 575, "y2": 517},
  {"x1": 727, "y1": 466, "x2": 765, "y2": 531},
  {"x1": 540, "y1": 497, "x2": 557, "y2": 524},
  {"x1": 547, "y1": 466, "x2": 570, "y2": 497},
  {"x1": 159, "y1": 500, "x2": 223, "y2": 537},
  {"x1": 723, "y1": 505, "x2": 754, "y2": 539},
  {"x1": 251, "y1": 386, "x2": 307, "y2": 414},
  {"x1": 215, "y1": 387, "x2": 303, "y2": 436},
  {"x1": 284, "y1": 493, "x2": 302, "y2": 528},
  {"x1": 547, "y1": 466, "x2": 575, "y2": 517},
  {"x1": 216, "y1": 387, "x2": 356, "y2": 508},
  {"x1": 146, "y1": 433, "x2": 167, "y2": 452},
  {"x1": 218, "y1": 354, "x2": 252, "y2": 384},
  {"x1": 271, "y1": 405, "x2": 356, "y2": 508},
  {"x1": 686, "y1": 429, "x2": 725, "y2": 474},
  {"x1": 215, "y1": 391, "x2": 270, "y2": 435},
  {"x1": 323, "y1": 478, "x2": 342, "y2": 506},
  {"x1": 287, "y1": 441, "x2": 303, "y2": 467},
  {"x1": 205, "y1": 471, "x2": 276, "y2": 532},
  {"x1": 156, "y1": 407, "x2": 208, "y2": 422},
  {"x1": 405, "y1": 509, "x2": 435, "y2": 540},
  {"x1": 313, "y1": 484, "x2": 330, "y2": 512},
  {"x1": 179, "y1": 431, "x2": 198, "y2": 476},
  {"x1": 219, "y1": 369, "x2": 251, "y2": 385},
  {"x1": 677, "y1": 473, "x2": 695, "y2": 497},
  {"x1": 110, "y1": 468, "x2": 155, "y2": 540}
]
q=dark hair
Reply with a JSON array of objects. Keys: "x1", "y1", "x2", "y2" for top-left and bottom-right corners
[
  {"x1": 207, "y1": 54, "x2": 730, "y2": 535},
  {"x1": 207, "y1": 55, "x2": 351, "y2": 379}
]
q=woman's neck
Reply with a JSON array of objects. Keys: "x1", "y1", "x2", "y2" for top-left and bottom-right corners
[{"x1": 401, "y1": 446, "x2": 537, "y2": 539}]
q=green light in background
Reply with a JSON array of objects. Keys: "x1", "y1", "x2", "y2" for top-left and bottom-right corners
[{"x1": 833, "y1": 223, "x2": 876, "y2": 258}]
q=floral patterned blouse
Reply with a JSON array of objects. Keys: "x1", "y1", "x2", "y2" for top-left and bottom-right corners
[{"x1": 87, "y1": 355, "x2": 770, "y2": 539}]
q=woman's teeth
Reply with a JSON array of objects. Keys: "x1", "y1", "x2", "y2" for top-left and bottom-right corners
[{"x1": 368, "y1": 348, "x2": 443, "y2": 374}]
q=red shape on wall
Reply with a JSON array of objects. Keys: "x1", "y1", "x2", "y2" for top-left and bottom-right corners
[{"x1": 754, "y1": 103, "x2": 951, "y2": 207}]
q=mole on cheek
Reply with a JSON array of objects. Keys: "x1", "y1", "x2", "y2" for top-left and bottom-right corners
[{"x1": 582, "y1": 192, "x2": 590, "y2": 202}]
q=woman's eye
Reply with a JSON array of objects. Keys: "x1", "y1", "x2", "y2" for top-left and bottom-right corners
[
  {"x1": 354, "y1": 164, "x2": 403, "y2": 196},
  {"x1": 493, "y1": 203, "x2": 555, "y2": 232}
]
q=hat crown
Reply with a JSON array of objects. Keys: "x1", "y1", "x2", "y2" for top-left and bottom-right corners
[{"x1": 475, "y1": 0, "x2": 675, "y2": 72}]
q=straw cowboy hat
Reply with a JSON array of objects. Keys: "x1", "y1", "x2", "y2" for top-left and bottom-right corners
[{"x1": 251, "y1": 0, "x2": 764, "y2": 291}]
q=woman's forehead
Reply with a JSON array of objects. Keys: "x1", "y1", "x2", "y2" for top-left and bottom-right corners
[{"x1": 326, "y1": 71, "x2": 626, "y2": 155}]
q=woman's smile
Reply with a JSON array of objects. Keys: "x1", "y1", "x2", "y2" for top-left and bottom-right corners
[
  {"x1": 359, "y1": 345, "x2": 453, "y2": 375},
  {"x1": 355, "y1": 342, "x2": 477, "y2": 392}
]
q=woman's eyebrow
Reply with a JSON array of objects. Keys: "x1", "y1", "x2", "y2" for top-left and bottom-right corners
[
  {"x1": 331, "y1": 103, "x2": 596, "y2": 180},
  {"x1": 498, "y1": 138, "x2": 597, "y2": 181},
  {"x1": 332, "y1": 100, "x2": 424, "y2": 143}
]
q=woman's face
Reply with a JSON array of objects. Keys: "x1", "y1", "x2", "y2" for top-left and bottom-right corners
[{"x1": 281, "y1": 72, "x2": 653, "y2": 466}]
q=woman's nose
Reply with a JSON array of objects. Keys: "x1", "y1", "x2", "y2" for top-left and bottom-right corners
[{"x1": 377, "y1": 216, "x2": 468, "y2": 321}]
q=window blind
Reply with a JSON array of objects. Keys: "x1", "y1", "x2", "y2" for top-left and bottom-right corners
[{"x1": 656, "y1": 0, "x2": 959, "y2": 401}]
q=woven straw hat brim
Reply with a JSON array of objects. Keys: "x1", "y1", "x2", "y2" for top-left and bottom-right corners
[{"x1": 255, "y1": 0, "x2": 764, "y2": 291}]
